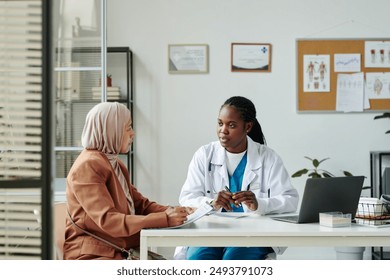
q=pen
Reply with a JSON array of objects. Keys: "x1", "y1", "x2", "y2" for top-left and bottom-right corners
[{"x1": 224, "y1": 186, "x2": 242, "y2": 207}]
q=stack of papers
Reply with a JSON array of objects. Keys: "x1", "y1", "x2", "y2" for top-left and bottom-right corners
[
  {"x1": 355, "y1": 218, "x2": 390, "y2": 227},
  {"x1": 211, "y1": 212, "x2": 253, "y2": 219}
]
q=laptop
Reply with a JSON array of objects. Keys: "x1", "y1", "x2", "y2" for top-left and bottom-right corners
[{"x1": 271, "y1": 176, "x2": 364, "y2": 223}]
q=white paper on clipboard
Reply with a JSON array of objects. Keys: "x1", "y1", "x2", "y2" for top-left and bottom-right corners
[{"x1": 167, "y1": 203, "x2": 213, "y2": 229}]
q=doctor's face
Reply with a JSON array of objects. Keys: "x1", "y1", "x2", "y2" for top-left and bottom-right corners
[{"x1": 217, "y1": 105, "x2": 252, "y2": 153}]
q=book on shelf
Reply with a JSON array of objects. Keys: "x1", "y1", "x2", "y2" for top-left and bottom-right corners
[
  {"x1": 92, "y1": 92, "x2": 121, "y2": 97},
  {"x1": 91, "y1": 86, "x2": 121, "y2": 100},
  {"x1": 92, "y1": 86, "x2": 120, "y2": 92},
  {"x1": 91, "y1": 97, "x2": 121, "y2": 100}
]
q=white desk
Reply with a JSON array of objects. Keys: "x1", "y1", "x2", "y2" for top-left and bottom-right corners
[{"x1": 140, "y1": 213, "x2": 390, "y2": 260}]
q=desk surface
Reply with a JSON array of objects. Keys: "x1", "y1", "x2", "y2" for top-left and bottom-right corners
[
  {"x1": 140, "y1": 213, "x2": 390, "y2": 259},
  {"x1": 143, "y1": 213, "x2": 390, "y2": 237}
]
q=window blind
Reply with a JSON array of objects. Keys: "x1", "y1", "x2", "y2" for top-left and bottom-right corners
[
  {"x1": 0, "y1": 0, "x2": 43, "y2": 259},
  {"x1": 0, "y1": 0, "x2": 43, "y2": 180},
  {"x1": 0, "y1": 188, "x2": 41, "y2": 259}
]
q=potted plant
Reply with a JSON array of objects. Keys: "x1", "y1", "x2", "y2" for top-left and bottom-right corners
[
  {"x1": 291, "y1": 156, "x2": 353, "y2": 178},
  {"x1": 374, "y1": 112, "x2": 390, "y2": 134}
]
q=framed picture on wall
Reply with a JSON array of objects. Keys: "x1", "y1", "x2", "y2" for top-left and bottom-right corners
[
  {"x1": 231, "y1": 43, "x2": 271, "y2": 72},
  {"x1": 168, "y1": 44, "x2": 209, "y2": 74}
]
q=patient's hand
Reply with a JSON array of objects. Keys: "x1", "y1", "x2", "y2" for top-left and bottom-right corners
[
  {"x1": 185, "y1": 207, "x2": 196, "y2": 214},
  {"x1": 165, "y1": 206, "x2": 188, "y2": 227}
]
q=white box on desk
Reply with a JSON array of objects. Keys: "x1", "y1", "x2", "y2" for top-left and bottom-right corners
[{"x1": 319, "y1": 212, "x2": 351, "y2": 227}]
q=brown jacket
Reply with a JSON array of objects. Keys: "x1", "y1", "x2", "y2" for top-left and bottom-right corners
[{"x1": 63, "y1": 150, "x2": 169, "y2": 260}]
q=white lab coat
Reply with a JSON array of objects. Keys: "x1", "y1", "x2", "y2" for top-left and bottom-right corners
[{"x1": 175, "y1": 137, "x2": 299, "y2": 259}]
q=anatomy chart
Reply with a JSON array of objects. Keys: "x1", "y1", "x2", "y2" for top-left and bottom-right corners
[
  {"x1": 365, "y1": 41, "x2": 390, "y2": 68},
  {"x1": 365, "y1": 72, "x2": 390, "y2": 99},
  {"x1": 303, "y1": 55, "x2": 330, "y2": 92}
]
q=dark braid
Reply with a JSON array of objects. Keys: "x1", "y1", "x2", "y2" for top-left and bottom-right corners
[{"x1": 221, "y1": 96, "x2": 267, "y2": 145}]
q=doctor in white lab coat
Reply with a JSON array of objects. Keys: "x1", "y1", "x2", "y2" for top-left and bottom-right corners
[{"x1": 176, "y1": 96, "x2": 299, "y2": 260}]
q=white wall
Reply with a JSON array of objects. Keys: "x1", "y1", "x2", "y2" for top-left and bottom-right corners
[{"x1": 107, "y1": 0, "x2": 390, "y2": 259}]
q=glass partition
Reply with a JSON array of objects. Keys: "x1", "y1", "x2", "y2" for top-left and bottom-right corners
[{"x1": 52, "y1": 0, "x2": 104, "y2": 184}]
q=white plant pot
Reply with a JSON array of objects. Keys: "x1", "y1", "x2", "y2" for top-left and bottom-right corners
[{"x1": 334, "y1": 246, "x2": 365, "y2": 260}]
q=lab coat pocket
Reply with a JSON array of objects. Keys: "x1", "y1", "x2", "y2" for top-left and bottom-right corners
[
  {"x1": 249, "y1": 182, "x2": 270, "y2": 198},
  {"x1": 248, "y1": 184, "x2": 268, "y2": 197},
  {"x1": 258, "y1": 191, "x2": 269, "y2": 198},
  {"x1": 206, "y1": 174, "x2": 224, "y2": 195},
  {"x1": 248, "y1": 183, "x2": 261, "y2": 191}
]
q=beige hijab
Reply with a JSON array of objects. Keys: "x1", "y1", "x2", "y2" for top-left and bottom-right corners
[{"x1": 81, "y1": 102, "x2": 135, "y2": 215}]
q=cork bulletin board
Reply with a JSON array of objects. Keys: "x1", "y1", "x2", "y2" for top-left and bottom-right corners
[{"x1": 297, "y1": 38, "x2": 390, "y2": 112}]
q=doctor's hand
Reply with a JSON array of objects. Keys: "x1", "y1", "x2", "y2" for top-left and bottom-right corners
[
  {"x1": 165, "y1": 206, "x2": 188, "y2": 227},
  {"x1": 232, "y1": 191, "x2": 258, "y2": 211},
  {"x1": 212, "y1": 190, "x2": 236, "y2": 212}
]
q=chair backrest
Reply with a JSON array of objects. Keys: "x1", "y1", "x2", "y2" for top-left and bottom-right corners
[{"x1": 54, "y1": 202, "x2": 67, "y2": 260}]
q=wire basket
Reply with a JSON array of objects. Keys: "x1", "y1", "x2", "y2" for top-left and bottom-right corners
[{"x1": 355, "y1": 202, "x2": 390, "y2": 220}]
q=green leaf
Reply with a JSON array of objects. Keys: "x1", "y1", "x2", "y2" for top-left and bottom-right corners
[
  {"x1": 374, "y1": 113, "x2": 390, "y2": 134},
  {"x1": 307, "y1": 171, "x2": 321, "y2": 178},
  {"x1": 308, "y1": 172, "x2": 321, "y2": 178},
  {"x1": 291, "y1": 169, "x2": 308, "y2": 178},
  {"x1": 321, "y1": 170, "x2": 335, "y2": 177},
  {"x1": 292, "y1": 156, "x2": 357, "y2": 180},
  {"x1": 318, "y1": 158, "x2": 330, "y2": 164},
  {"x1": 374, "y1": 113, "x2": 390, "y2": 120},
  {"x1": 343, "y1": 171, "x2": 353, "y2": 176}
]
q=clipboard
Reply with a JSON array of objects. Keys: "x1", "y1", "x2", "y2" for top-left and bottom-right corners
[{"x1": 167, "y1": 203, "x2": 213, "y2": 229}]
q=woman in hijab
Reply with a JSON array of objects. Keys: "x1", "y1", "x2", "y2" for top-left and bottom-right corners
[{"x1": 63, "y1": 102, "x2": 189, "y2": 260}]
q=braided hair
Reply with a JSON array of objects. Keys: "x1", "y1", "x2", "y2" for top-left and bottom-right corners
[{"x1": 220, "y1": 96, "x2": 267, "y2": 145}]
